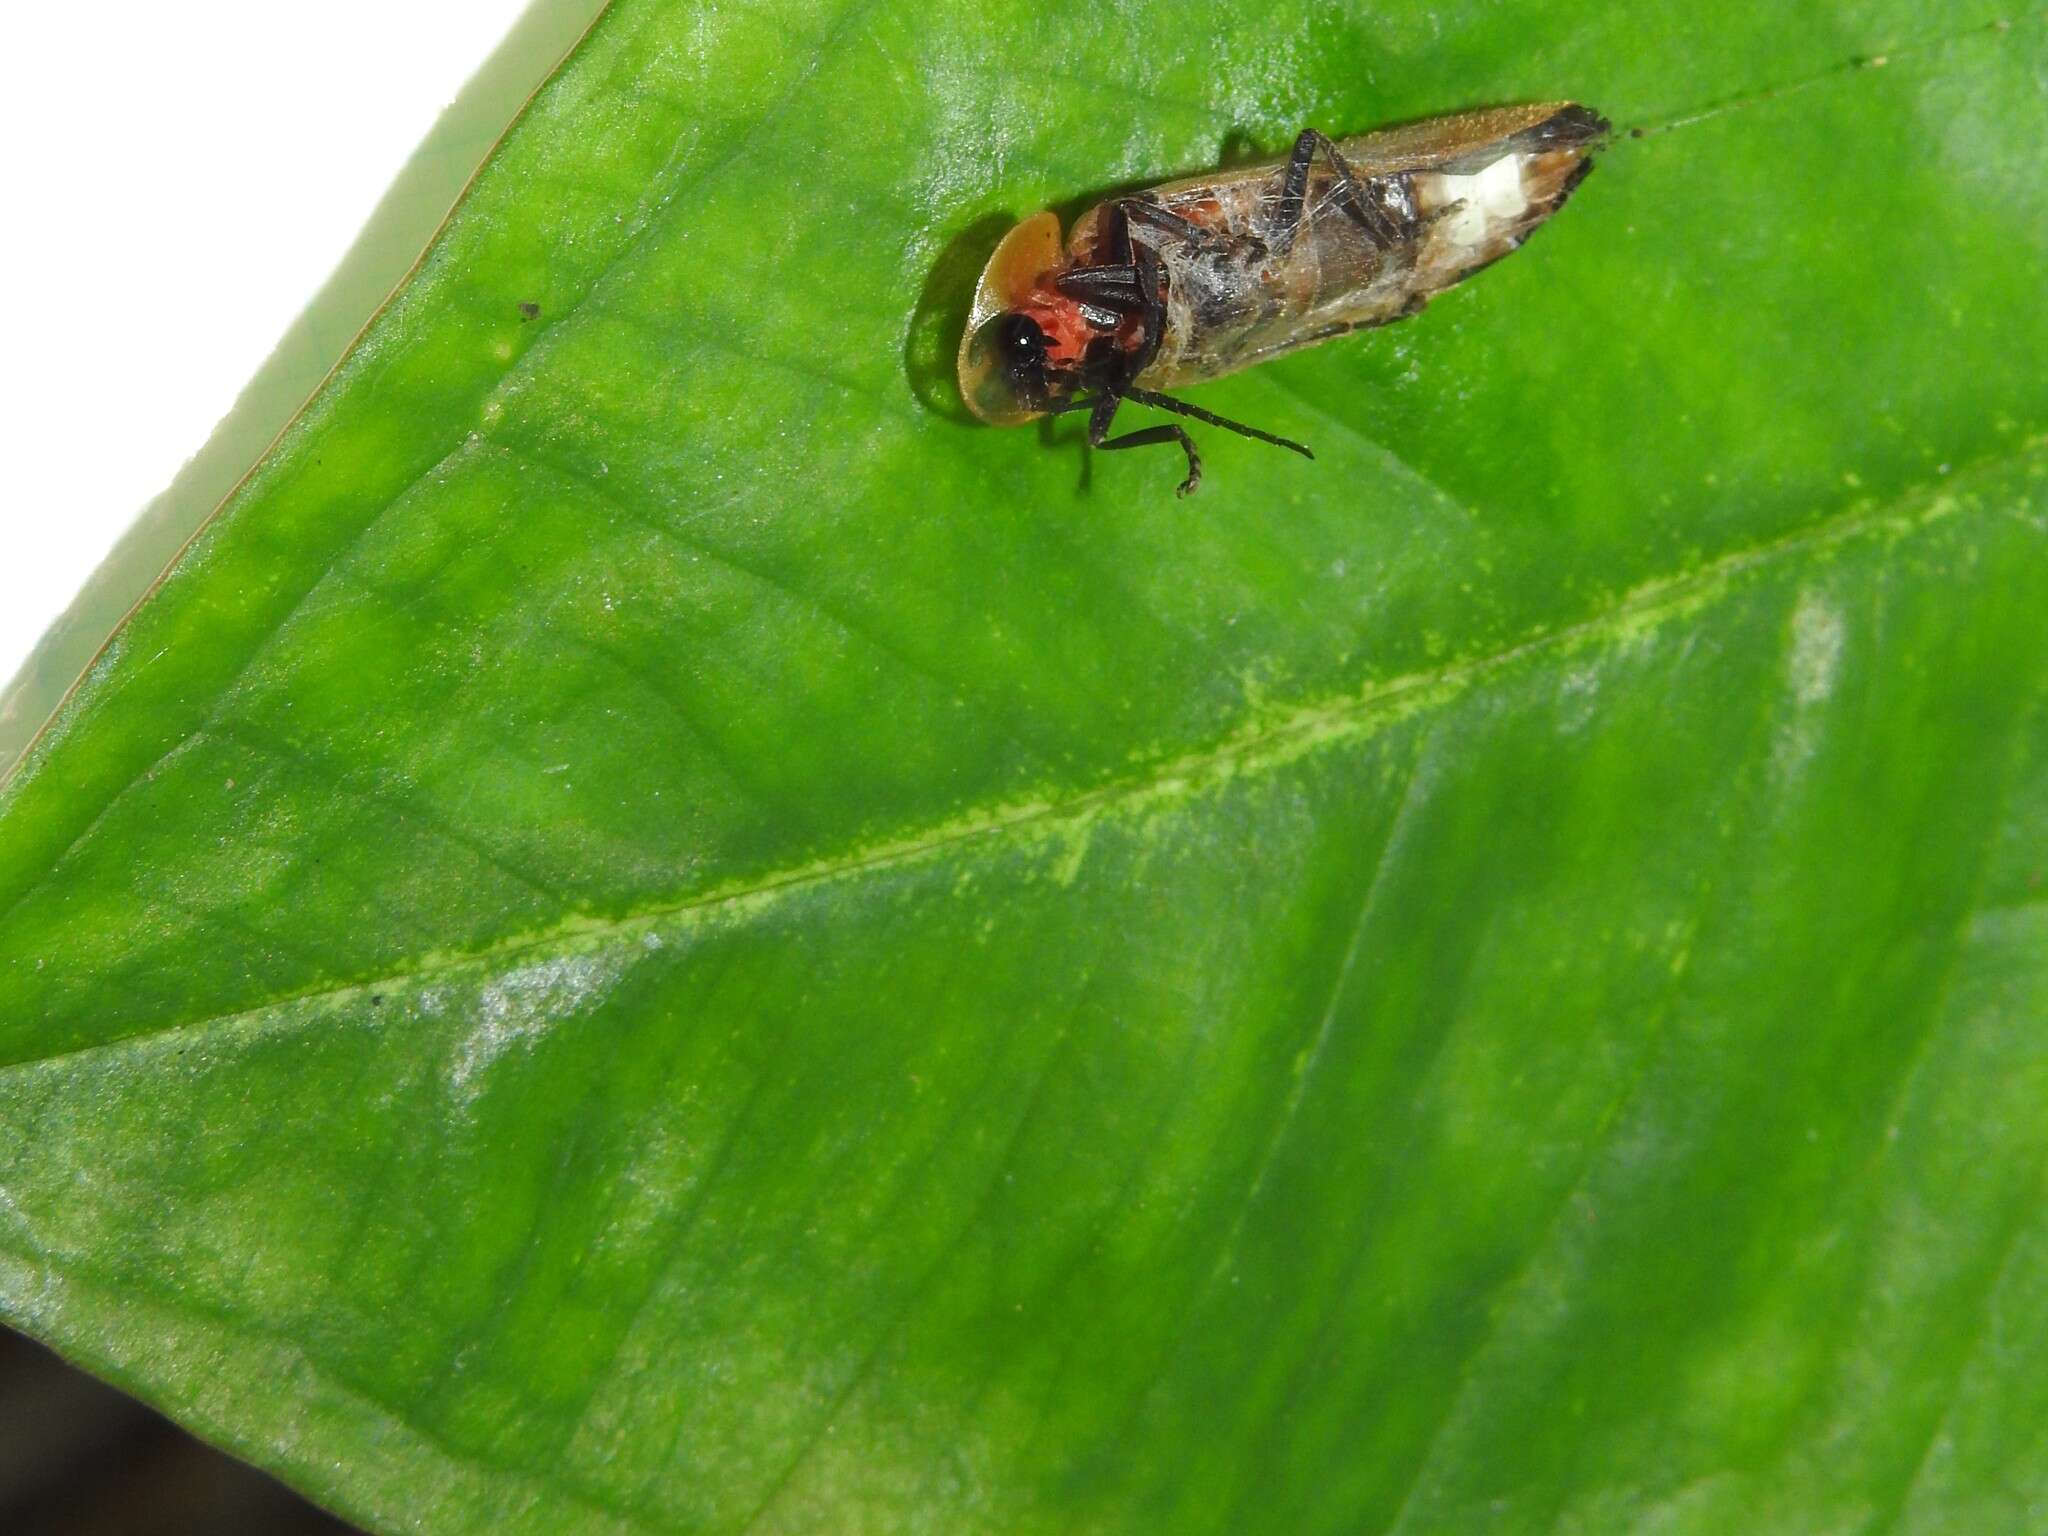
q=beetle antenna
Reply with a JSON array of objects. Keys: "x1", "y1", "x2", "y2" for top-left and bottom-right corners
[{"x1": 1121, "y1": 386, "x2": 1314, "y2": 460}]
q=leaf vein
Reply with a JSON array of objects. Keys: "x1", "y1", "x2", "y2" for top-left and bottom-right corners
[{"x1": 2, "y1": 443, "x2": 2035, "y2": 1077}]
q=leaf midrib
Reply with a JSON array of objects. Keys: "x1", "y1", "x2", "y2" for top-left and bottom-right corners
[{"x1": 6, "y1": 439, "x2": 2030, "y2": 1077}]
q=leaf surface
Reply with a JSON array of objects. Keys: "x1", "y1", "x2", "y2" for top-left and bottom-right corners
[{"x1": 2, "y1": 3, "x2": 2046, "y2": 1532}]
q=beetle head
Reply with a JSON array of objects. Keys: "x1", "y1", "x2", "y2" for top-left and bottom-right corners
[
  {"x1": 959, "y1": 211, "x2": 1077, "y2": 424},
  {"x1": 963, "y1": 310, "x2": 1066, "y2": 421}
]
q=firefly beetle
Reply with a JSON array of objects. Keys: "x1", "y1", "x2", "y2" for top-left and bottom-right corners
[{"x1": 959, "y1": 103, "x2": 1609, "y2": 494}]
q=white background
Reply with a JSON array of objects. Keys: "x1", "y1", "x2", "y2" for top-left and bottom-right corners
[{"x1": 0, "y1": 3, "x2": 548, "y2": 703}]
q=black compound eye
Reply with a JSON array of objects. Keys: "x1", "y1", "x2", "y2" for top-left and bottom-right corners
[{"x1": 996, "y1": 312, "x2": 1047, "y2": 362}]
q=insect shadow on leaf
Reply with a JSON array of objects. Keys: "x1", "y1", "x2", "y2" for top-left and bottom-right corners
[{"x1": 903, "y1": 212, "x2": 1019, "y2": 423}]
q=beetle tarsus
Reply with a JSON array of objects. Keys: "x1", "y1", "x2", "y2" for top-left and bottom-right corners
[
  {"x1": 1086, "y1": 390, "x2": 1204, "y2": 496},
  {"x1": 1090, "y1": 425, "x2": 1198, "y2": 498}
]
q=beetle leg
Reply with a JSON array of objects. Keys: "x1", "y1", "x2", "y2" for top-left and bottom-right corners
[
  {"x1": 1053, "y1": 265, "x2": 1146, "y2": 310},
  {"x1": 1118, "y1": 197, "x2": 1269, "y2": 261},
  {"x1": 1095, "y1": 426, "x2": 1204, "y2": 498},
  {"x1": 1068, "y1": 210, "x2": 1173, "y2": 384},
  {"x1": 1124, "y1": 238, "x2": 1171, "y2": 381},
  {"x1": 1119, "y1": 199, "x2": 1215, "y2": 246},
  {"x1": 1087, "y1": 391, "x2": 1202, "y2": 497},
  {"x1": 1276, "y1": 130, "x2": 1416, "y2": 250}
]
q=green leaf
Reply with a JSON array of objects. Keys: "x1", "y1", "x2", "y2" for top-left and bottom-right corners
[{"x1": 4, "y1": 1, "x2": 2045, "y2": 1532}]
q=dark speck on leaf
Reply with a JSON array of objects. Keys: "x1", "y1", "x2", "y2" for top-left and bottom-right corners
[{"x1": 518, "y1": 301, "x2": 541, "y2": 321}]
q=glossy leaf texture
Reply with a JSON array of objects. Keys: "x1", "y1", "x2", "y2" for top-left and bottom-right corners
[{"x1": 3, "y1": 2, "x2": 2046, "y2": 1532}]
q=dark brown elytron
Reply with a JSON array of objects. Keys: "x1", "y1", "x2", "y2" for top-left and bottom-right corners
[{"x1": 960, "y1": 103, "x2": 1608, "y2": 494}]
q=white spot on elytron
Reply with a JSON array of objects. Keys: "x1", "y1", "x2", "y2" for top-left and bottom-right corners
[
  {"x1": 446, "y1": 951, "x2": 629, "y2": 1106},
  {"x1": 1425, "y1": 153, "x2": 1532, "y2": 252}
]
